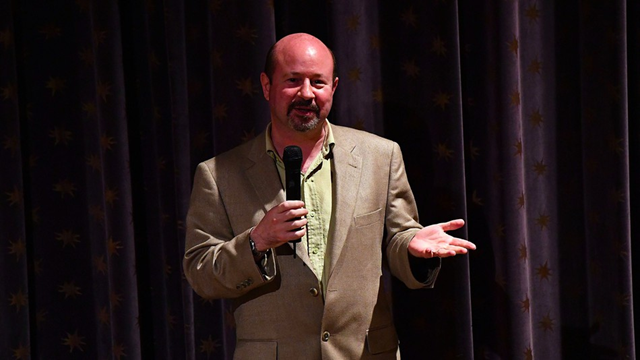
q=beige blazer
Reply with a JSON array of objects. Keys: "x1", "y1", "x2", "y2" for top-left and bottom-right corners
[{"x1": 184, "y1": 124, "x2": 440, "y2": 360}]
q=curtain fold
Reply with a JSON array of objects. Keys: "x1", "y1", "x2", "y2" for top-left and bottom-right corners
[{"x1": 0, "y1": 0, "x2": 636, "y2": 358}]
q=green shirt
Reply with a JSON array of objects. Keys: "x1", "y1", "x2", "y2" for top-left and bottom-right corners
[{"x1": 266, "y1": 121, "x2": 335, "y2": 289}]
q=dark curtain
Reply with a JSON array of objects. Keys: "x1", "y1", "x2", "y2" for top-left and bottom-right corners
[{"x1": 1, "y1": 0, "x2": 636, "y2": 359}]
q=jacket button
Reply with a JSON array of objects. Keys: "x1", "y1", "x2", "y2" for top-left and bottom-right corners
[
  {"x1": 322, "y1": 331, "x2": 330, "y2": 342},
  {"x1": 309, "y1": 287, "x2": 319, "y2": 297}
]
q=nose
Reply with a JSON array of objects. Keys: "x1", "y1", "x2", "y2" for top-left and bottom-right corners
[{"x1": 298, "y1": 79, "x2": 314, "y2": 100}]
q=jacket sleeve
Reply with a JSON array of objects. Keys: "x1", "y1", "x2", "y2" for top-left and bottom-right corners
[
  {"x1": 383, "y1": 142, "x2": 441, "y2": 289},
  {"x1": 183, "y1": 162, "x2": 277, "y2": 300}
]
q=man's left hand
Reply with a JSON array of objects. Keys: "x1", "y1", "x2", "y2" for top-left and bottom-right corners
[{"x1": 408, "y1": 219, "x2": 476, "y2": 258}]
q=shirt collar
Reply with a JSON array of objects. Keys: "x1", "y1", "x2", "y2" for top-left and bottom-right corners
[{"x1": 266, "y1": 120, "x2": 335, "y2": 161}]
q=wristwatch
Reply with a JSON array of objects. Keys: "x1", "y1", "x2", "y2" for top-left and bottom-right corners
[{"x1": 249, "y1": 238, "x2": 267, "y2": 262}]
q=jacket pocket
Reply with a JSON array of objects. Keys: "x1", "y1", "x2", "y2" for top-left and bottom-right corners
[
  {"x1": 365, "y1": 324, "x2": 399, "y2": 355},
  {"x1": 234, "y1": 340, "x2": 277, "y2": 360},
  {"x1": 354, "y1": 208, "x2": 383, "y2": 228}
]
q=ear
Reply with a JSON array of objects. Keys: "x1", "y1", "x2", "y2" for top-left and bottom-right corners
[
  {"x1": 260, "y1": 72, "x2": 271, "y2": 101},
  {"x1": 331, "y1": 77, "x2": 339, "y2": 93}
]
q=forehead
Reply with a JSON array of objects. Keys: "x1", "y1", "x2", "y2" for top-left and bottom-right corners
[{"x1": 273, "y1": 40, "x2": 334, "y2": 77}]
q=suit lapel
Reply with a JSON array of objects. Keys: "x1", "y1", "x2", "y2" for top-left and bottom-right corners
[
  {"x1": 245, "y1": 131, "x2": 313, "y2": 267},
  {"x1": 326, "y1": 131, "x2": 362, "y2": 280}
]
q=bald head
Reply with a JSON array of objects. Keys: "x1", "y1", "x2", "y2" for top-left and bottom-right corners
[{"x1": 264, "y1": 33, "x2": 337, "y2": 82}]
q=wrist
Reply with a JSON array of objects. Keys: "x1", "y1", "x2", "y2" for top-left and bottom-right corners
[{"x1": 249, "y1": 238, "x2": 267, "y2": 262}]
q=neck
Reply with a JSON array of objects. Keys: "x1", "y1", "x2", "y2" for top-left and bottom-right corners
[{"x1": 271, "y1": 121, "x2": 326, "y2": 173}]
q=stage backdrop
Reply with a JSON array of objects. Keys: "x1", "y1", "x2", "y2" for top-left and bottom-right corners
[{"x1": 1, "y1": 0, "x2": 637, "y2": 359}]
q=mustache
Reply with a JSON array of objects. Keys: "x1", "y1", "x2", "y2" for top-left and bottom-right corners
[{"x1": 288, "y1": 100, "x2": 319, "y2": 114}]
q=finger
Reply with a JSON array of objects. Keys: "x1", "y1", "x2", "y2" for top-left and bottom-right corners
[
  {"x1": 449, "y1": 238, "x2": 476, "y2": 250},
  {"x1": 280, "y1": 200, "x2": 305, "y2": 210},
  {"x1": 439, "y1": 219, "x2": 465, "y2": 232}
]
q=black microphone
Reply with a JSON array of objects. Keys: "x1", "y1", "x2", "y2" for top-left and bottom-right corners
[{"x1": 283, "y1": 145, "x2": 303, "y2": 245}]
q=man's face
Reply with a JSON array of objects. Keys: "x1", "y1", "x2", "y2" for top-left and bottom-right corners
[{"x1": 261, "y1": 38, "x2": 338, "y2": 133}]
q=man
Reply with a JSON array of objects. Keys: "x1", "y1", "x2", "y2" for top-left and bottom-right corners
[{"x1": 183, "y1": 33, "x2": 476, "y2": 359}]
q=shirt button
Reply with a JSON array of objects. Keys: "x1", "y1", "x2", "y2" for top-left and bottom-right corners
[
  {"x1": 322, "y1": 331, "x2": 330, "y2": 342},
  {"x1": 310, "y1": 212, "x2": 315, "y2": 218},
  {"x1": 309, "y1": 287, "x2": 319, "y2": 297}
]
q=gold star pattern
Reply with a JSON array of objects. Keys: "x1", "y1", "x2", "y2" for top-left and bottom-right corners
[
  {"x1": 79, "y1": 47, "x2": 94, "y2": 66},
  {"x1": 105, "y1": 187, "x2": 119, "y2": 207},
  {"x1": 609, "y1": 188, "x2": 625, "y2": 203},
  {"x1": 3, "y1": 135, "x2": 19, "y2": 157},
  {"x1": 517, "y1": 192, "x2": 525, "y2": 209},
  {"x1": 235, "y1": 24, "x2": 257, "y2": 44},
  {"x1": 510, "y1": 89, "x2": 520, "y2": 106},
  {"x1": 607, "y1": 135, "x2": 624, "y2": 155},
  {"x1": 520, "y1": 294, "x2": 530, "y2": 312},
  {"x1": 241, "y1": 129, "x2": 256, "y2": 143},
  {"x1": 533, "y1": 159, "x2": 547, "y2": 176},
  {"x1": 110, "y1": 292, "x2": 123, "y2": 307},
  {"x1": 33, "y1": 258, "x2": 43, "y2": 276},
  {"x1": 164, "y1": 263, "x2": 173, "y2": 276},
  {"x1": 149, "y1": 51, "x2": 161, "y2": 71},
  {"x1": 432, "y1": 90, "x2": 451, "y2": 110},
  {"x1": 495, "y1": 223, "x2": 505, "y2": 238},
  {"x1": 89, "y1": 205, "x2": 105, "y2": 223},
  {"x1": 167, "y1": 311, "x2": 178, "y2": 329},
  {"x1": 528, "y1": 58, "x2": 542, "y2": 74},
  {"x1": 9, "y1": 288, "x2": 28, "y2": 312},
  {"x1": 524, "y1": 346, "x2": 533, "y2": 360},
  {"x1": 107, "y1": 237, "x2": 123, "y2": 256},
  {"x1": 535, "y1": 213, "x2": 550, "y2": 230},
  {"x1": 471, "y1": 190, "x2": 483, "y2": 206},
  {"x1": 39, "y1": 23, "x2": 62, "y2": 39},
  {"x1": 193, "y1": 131, "x2": 209, "y2": 150},
  {"x1": 525, "y1": 3, "x2": 540, "y2": 23},
  {"x1": 96, "y1": 81, "x2": 112, "y2": 102},
  {"x1": 467, "y1": 140, "x2": 480, "y2": 160},
  {"x1": 431, "y1": 36, "x2": 447, "y2": 56},
  {"x1": 11, "y1": 343, "x2": 29, "y2": 359},
  {"x1": 214, "y1": 103, "x2": 228, "y2": 120},
  {"x1": 36, "y1": 309, "x2": 47, "y2": 325},
  {"x1": 211, "y1": 49, "x2": 223, "y2": 68},
  {"x1": 46, "y1": 77, "x2": 67, "y2": 96},
  {"x1": 98, "y1": 306, "x2": 110, "y2": 326},
  {"x1": 369, "y1": 35, "x2": 381, "y2": 50},
  {"x1": 113, "y1": 343, "x2": 127, "y2": 360},
  {"x1": 58, "y1": 281, "x2": 82, "y2": 299},
  {"x1": 400, "y1": 7, "x2": 417, "y2": 28},
  {"x1": 6, "y1": 186, "x2": 22, "y2": 207},
  {"x1": 344, "y1": 65, "x2": 361, "y2": 82},
  {"x1": 401, "y1": 59, "x2": 420, "y2": 78},
  {"x1": 539, "y1": 313, "x2": 554, "y2": 332},
  {"x1": 93, "y1": 30, "x2": 107, "y2": 45},
  {"x1": 434, "y1": 142, "x2": 454, "y2": 161},
  {"x1": 372, "y1": 87, "x2": 383, "y2": 103},
  {"x1": 536, "y1": 261, "x2": 552, "y2": 280},
  {"x1": 56, "y1": 229, "x2": 81, "y2": 248},
  {"x1": 615, "y1": 292, "x2": 631, "y2": 307},
  {"x1": 8, "y1": 238, "x2": 26, "y2": 261},
  {"x1": 94, "y1": 255, "x2": 108, "y2": 274},
  {"x1": 507, "y1": 35, "x2": 518, "y2": 55},
  {"x1": 209, "y1": 0, "x2": 223, "y2": 13},
  {"x1": 86, "y1": 154, "x2": 102, "y2": 172},
  {"x1": 100, "y1": 134, "x2": 116, "y2": 151},
  {"x1": 1, "y1": 82, "x2": 17, "y2": 101},
  {"x1": 61, "y1": 330, "x2": 86, "y2": 352},
  {"x1": 200, "y1": 335, "x2": 220, "y2": 357},
  {"x1": 82, "y1": 101, "x2": 97, "y2": 117},
  {"x1": 518, "y1": 242, "x2": 527, "y2": 261},
  {"x1": 236, "y1": 78, "x2": 257, "y2": 96},
  {"x1": 53, "y1": 179, "x2": 77, "y2": 198},
  {"x1": 529, "y1": 109, "x2": 543, "y2": 127},
  {"x1": 347, "y1": 14, "x2": 361, "y2": 32},
  {"x1": 49, "y1": 127, "x2": 73, "y2": 146},
  {"x1": 75, "y1": 0, "x2": 90, "y2": 12},
  {"x1": 0, "y1": 28, "x2": 14, "y2": 48}
]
